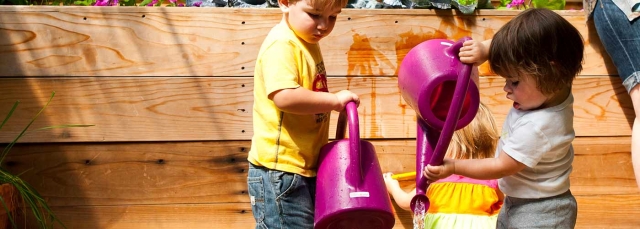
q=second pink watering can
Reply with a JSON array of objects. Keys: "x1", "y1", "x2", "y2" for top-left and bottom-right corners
[{"x1": 314, "y1": 102, "x2": 395, "y2": 229}]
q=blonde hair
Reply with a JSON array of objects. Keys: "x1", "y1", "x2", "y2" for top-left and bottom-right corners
[
  {"x1": 445, "y1": 102, "x2": 499, "y2": 160},
  {"x1": 288, "y1": 0, "x2": 348, "y2": 11}
]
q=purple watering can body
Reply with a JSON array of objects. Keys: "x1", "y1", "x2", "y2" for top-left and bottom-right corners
[
  {"x1": 315, "y1": 102, "x2": 395, "y2": 229},
  {"x1": 397, "y1": 37, "x2": 480, "y2": 212}
]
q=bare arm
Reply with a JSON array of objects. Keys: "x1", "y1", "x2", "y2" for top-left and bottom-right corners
[
  {"x1": 424, "y1": 150, "x2": 527, "y2": 181},
  {"x1": 383, "y1": 173, "x2": 416, "y2": 211},
  {"x1": 270, "y1": 88, "x2": 359, "y2": 114}
]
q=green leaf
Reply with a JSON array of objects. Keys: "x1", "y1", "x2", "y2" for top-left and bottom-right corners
[
  {"x1": 139, "y1": 0, "x2": 152, "y2": 5},
  {"x1": 1, "y1": 92, "x2": 56, "y2": 163},
  {"x1": 532, "y1": 0, "x2": 564, "y2": 10},
  {"x1": 1, "y1": 91, "x2": 90, "y2": 229},
  {"x1": 0, "y1": 101, "x2": 19, "y2": 131},
  {"x1": 120, "y1": 0, "x2": 136, "y2": 6},
  {"x1": 35, "y1": 124, "x2": 95, "y2": 130}
]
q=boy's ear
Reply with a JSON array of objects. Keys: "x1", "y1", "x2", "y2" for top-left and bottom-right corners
[{"x1": 279, "y1": 0, "x2": 290, "y2": 12}]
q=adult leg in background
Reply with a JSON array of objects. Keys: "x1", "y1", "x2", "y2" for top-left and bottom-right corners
[{"x1": 592, "y1": 0, "x2": 640, "y2": 189}]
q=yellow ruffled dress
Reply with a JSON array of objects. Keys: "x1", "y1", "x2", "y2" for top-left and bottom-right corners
[{"x1": 424, "y1": 175, "x2": 503, "y2": 229}]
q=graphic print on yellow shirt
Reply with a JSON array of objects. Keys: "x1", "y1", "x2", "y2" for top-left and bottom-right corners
[
  {"x1": 313, "y1": 62, "x2": 329, "y2": 124},
  {"x1": 248, "y1": 22, "x2": 331, "y2": 177}
]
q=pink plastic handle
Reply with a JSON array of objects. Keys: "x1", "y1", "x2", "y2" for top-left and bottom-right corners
[
  {"x1": 335, "y1": 101, "x2": 362, "y2": 181},
  {"x1": 429, "y1": 36, "x2": 473, "y2": 166}
]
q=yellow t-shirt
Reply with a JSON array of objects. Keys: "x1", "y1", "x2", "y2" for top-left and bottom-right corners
[{"x1": 248, "y1": 21, "x2": 330, "y2": 177}]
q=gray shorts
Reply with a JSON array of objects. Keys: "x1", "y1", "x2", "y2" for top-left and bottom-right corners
[{"x1": 497, "y1": 190, "x2": 577, "y2": 229}]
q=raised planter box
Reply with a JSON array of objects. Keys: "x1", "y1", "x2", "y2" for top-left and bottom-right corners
[{"x1": 1, "y1": 6, "x2": 637, "y2": 229}]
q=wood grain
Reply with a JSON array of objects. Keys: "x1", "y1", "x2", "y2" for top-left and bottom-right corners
[
  {"x1": 3, "y1": 137, "x2": 633, "y2": 207},
  {"x1": 0, "y1": 76, "x2": 632, "y2": 143},
  {"x1": 19, "y1": 196, "x2": 638, "y2": 229},
  {"x1": 0, "y1": 7, "x2": 613, "y2": 77},
  {"x1": 6, "y1": 136, "x2": 637, "y2": 228},
  {"x1": 1, "y1": 6, "x2": 635, "y2": 229}
]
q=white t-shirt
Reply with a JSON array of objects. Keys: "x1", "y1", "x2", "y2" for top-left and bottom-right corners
[{"x1": 497, "y1": 94, "x2": 575, "y2": 199}]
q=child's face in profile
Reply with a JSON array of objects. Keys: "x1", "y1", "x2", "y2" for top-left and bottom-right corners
[
  {"x1": 281, "y1": 0, "x2": 342, "y2": 44},
  {"x1": 502, "y1": 75, "x2": 548, "y2": 111}
]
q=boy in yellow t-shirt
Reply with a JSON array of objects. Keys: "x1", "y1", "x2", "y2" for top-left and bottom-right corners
[{"x1": 246, "y1": 0, "x2": 358, "y2": 227}]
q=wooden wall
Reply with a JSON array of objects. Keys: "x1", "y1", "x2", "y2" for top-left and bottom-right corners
[{"x1": 0, "y1": 6, "x2": 637, "y2": 229}]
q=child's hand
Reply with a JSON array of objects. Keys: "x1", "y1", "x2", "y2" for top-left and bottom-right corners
[
  {"x1": 383, "y1": 172, "x2": 400, "y2": 194},
  {"x1": 423, "y1": 159, "x2": 455, "y2": 181},
  {"x1": 333, "y1": 90, "x2": 360, "y2": 112},
  {"x1": 459, "y1": 39, "x2": 489, "y2": 66}
]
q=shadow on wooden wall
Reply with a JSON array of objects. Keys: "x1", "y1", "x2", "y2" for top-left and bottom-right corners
[{"x1": 0, "y1": 6, "x2": 638, "y2": 229}]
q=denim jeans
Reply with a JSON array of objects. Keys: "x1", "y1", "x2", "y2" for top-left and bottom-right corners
[
  {"x1": 593, "y1": 0, "x2": 640, "y2": 93},
  {"x1": 247, "y1": 163, "x2": 316, "y2": 229}
]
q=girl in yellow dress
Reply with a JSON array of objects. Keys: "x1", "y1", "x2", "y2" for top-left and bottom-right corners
[{"x1": 384, "y1": 102, "x2": 503, "y2": 229}]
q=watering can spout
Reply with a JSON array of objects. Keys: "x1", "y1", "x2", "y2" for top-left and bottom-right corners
[{"x1": 410, "y1": 193, "x2": 429, "y2": 213}]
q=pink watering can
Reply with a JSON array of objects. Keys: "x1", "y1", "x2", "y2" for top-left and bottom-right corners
[
  {"x1": 397, "y1": 37, "x2": 480, "y2": 212},
  {"x1": 315, "y1": 102, "x2": 395, "y2": 229}
]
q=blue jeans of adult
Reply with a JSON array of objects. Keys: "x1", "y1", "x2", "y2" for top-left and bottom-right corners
[
  {"x1": 593, "y1": 0, "x2": 640, "y2": 190},
  {"x1": 247, "y1": 163, "x2": 316, "y2": 229},
  {"x1": 592, "y1": 0, "x2": 640, "y2": 93}
]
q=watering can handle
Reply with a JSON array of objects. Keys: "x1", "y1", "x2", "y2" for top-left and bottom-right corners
[
  {"x1": 335, "y1": 101, "x2": 362, "y2": 180},
  {"x1": 447, "y1": 37, "x2": 471, "y2": 58},
  {"x1": 429, "y1": 36, "x2": 473, "y2": 166}
]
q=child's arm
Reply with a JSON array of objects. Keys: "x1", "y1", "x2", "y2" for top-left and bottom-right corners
[
  {"x1": 423, "y1": 150, "x2": 527, "y2": 181},
  {"x1": 459, "y1": 39, "x2": 491, "y2": 66},
  {"x1": 383, "y1": 172, "x2": 415, "y2": 211},
  {"x1": 270, "y1": 88, "x2": 359, "y2": 114}
]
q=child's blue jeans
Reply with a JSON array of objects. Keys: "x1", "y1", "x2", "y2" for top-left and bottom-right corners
[
  {"x1": 593, "y1": 0, "x2": 640, "y2": 93},
  {"x1": 247, "y1": 163, "x2": 317, "y2": 229}
]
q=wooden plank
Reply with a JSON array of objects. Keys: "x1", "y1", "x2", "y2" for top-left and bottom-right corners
[
  {"x1": 3, "y1": 136, "x2": 633, "y2": 207},
  {"x1": 0, "y1": 76, "x2": 632, "y2": 143},
  {"x1": 20, "y1": 203, "x2": 255, "y2": 229},
  {"x1": 393, "y1": 194, "x2": 640, "y2": 229},
  {"x1": 21, "y1": 196, "x2": 639, "y2": 229},
  {"x1": 3, "y1": 141, "x2": 251, "y2": 207},
  {"x1": 0, "y1": 7, "x2": 613, "y2": 77},
  {"x1": 381, "y1": 137, "x2": 639, "y2": 196}
]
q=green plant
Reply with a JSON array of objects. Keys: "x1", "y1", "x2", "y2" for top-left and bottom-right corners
[{"x1": 0, "y1": 92, "x2": 93, "y2": 229}]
